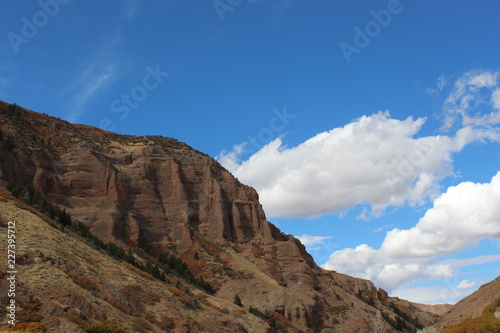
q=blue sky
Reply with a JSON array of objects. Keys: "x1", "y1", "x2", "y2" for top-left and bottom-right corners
[{"x1": 2, "y1": 0, "x2": 500, "y2": 304}]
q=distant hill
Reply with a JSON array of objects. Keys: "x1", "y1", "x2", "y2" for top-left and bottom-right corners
[{"x1": 434, "y1": 276, "x2": 500, "y2": 332}]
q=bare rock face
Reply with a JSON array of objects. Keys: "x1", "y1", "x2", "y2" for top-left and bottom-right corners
[{"x1": 0, "y1": 101, "x2": 437, "y2": 332}]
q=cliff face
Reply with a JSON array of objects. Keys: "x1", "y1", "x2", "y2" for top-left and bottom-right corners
[
  {"x1": 0, "y1": 105, "x2": 273, "y2": 252},
  {"x1": 0, "y1": 101, "x2": 437, "y2": 332}
]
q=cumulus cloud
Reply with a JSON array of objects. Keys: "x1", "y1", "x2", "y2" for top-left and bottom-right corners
[
  {"x1": 220, "y1": 111, "x2": 494, "y2": 218},
  {"x1": 322, "y1": 172, "x2": 500, "y2": 291},
  {"x1": 218, "y1": 70, "x2": 500, "y2": 220},
  {"x1": 457, "y1": 279, "x2": 476, "y2": 290}
]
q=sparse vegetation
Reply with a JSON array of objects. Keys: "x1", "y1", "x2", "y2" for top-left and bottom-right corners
[
  {"x1": 6, "y1": 182, "x2": 72, "y2": 226},
  {"x1": 6, "y1": 183, "x2": 213, "y2": 295},
  {"x1": 157, "y1": 249, "x2": 213, "y2": 293}
]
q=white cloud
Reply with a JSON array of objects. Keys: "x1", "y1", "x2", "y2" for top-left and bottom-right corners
[
  {"x1": 442, "y1": 70, "x2": 500, "y2": 130},
  {"x1": 322, "y1": 172, "x2": 500, "y2": 292},
  {"x1": 468, "y1": 72, "x2": 498, "y2": 87},
  {"x1": 218, "y1": 70, "x2": 500, "y2": 220},
  {"x1": 322, "y1": 243, "x2": 454, "y2": 290},
  {"x1": 218, "y1": 143, "x2": 248, "y2": 172},
  {"x1": 441, "y1": 254, "x2": 500, "y2": 269},
  {"x1": 373, "y1": 224, "x2": 395, "y2": 233},
  {"x1": 295, "y1": 234, "x2": 333, "y2": 246},
  {"x1": 220, "y1": 111, "x2": 495, "y2": 219},
  {"x1": 390, "y1": 285, "x2": 472, "y2": 304},
  {"x1": 381, "y1": 172, "x2": 500, "y2": 258},
  {"x1": 457, "y1": 279, "x2": 476, "y2": 290}
]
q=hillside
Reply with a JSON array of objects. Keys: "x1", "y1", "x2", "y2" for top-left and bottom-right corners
[
  {"x1": 0, "y1": 100, "x2": 452, "y2": 332},
  {"x1": 434, "y1": 276, "x2": 500, "y2": 332}
]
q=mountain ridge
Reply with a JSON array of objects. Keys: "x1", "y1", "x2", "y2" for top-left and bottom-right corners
[{"x1": 0, "y1": 100, "x2": 497, "y2": 332}]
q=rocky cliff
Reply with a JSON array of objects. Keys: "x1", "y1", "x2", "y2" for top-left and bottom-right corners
[{"x1": 0, "y1": 100, "x2": 441, "y2": 332}]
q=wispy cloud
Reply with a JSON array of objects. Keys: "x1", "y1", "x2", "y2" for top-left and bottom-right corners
[
  {"x1": 442, "y1": 254, "x2": 500, "y2": 269},
  {"x1": 442, "y1": 70, "x2": 500, "y2": 130},
  {"x1": 373, "y1": 224, "x2": 395, "y2": 233},
  {"x1": 63, "y1": 2, "x2": 140, "y2": 122},
  {"x1": 295, "y1": 234, "x2": 334, "y2": 246},
  {"x1": 426, "y1": 74, "x2": 447, "y2": 95},
  {"x1": 66, "y1": 64, "x2": 117, "y2": 123}
]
